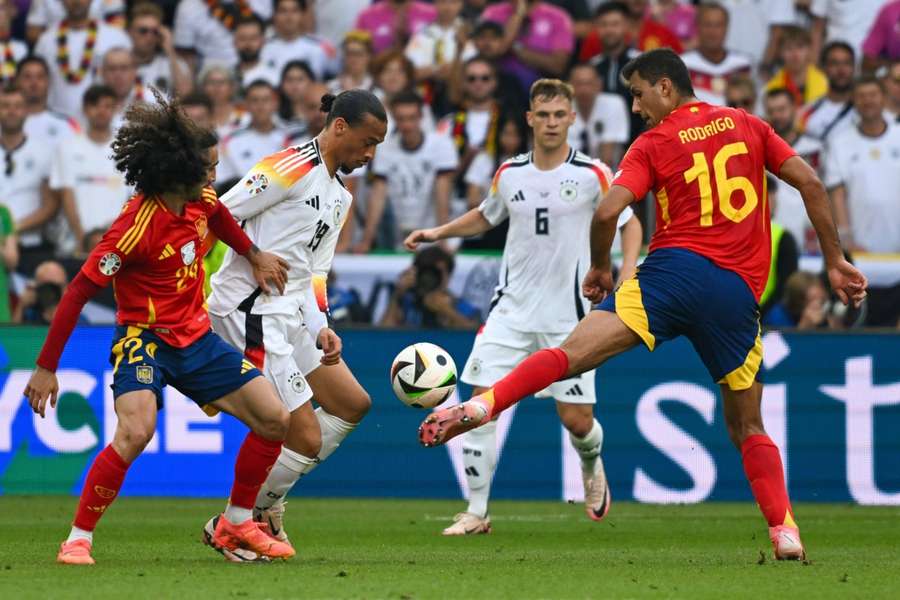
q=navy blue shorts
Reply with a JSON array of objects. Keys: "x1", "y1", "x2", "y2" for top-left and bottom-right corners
[
  {"x1": 108, "y1": 326, "x2": 262, "y2": 408},
  {"x1": 597, "y1": 248, "x2": 762, "y2": 391}
]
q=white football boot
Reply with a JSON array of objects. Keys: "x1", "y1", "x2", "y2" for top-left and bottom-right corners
[
  {"x1": 442, "y1": 512, "x2": 492, "y2": 536},
  {"x1": 254, "y1": 500, "x2": 290, "y2": 544},
  {"x1": 583, "y1": 456, "x2": 612, "y2": 522}
]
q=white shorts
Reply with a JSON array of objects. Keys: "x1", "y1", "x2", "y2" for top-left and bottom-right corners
[
  {"x1": 461, "y1": 318, "x2": 596, "y2": 405},
  {"x1": 210, "y1": 311, "x2": 324, "y2": 412}
]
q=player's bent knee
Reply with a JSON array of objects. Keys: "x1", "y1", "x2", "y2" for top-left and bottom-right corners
[
  {"x1": 256, "y1": 405, "x2": 290, "y2": 441},
  {"x1": 113, "y1": 420, "x2": 156, "y2": 458}
]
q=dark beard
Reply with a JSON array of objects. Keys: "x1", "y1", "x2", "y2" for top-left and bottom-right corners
[
  {"x1": 339, "y1": 163, "x2": 355, "y2": 175},
  {"x1": 238, "y1": 49, "x2": 260, "y2": 63}
]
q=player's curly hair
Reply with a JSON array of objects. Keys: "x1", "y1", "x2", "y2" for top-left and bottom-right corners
[{"x1": 111, "y1": 90, "x2": 217, "y2": 198}]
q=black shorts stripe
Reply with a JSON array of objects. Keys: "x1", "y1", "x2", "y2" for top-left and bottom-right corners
[
  {"x1": 237, "y1": 287, "x2": 262, "y2": 313},
  {"x1": 574, "y1": 264, "x2": 586, "y2": 321}
]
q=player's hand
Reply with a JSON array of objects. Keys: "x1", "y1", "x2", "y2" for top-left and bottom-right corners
[
  {"x1": 249, "y1": 249, "x2": 289, "y2": 295},
  {"x1": 404, "y1": 228, "x2": 437, "y2": 251},
  {"x1": 24, "y1": 366, "x2": 59, "y2": 419},
  {"x1": 582, "y1": 266, "x2": 615, "y2": 304},
  {"x1": 827, "y1": 259, "x2": 868, "y2": 308},
  {"x1": 317, "y1": 328, "x2": 342, "y2": 365}
]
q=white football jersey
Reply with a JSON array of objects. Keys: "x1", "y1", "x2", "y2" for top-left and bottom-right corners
[
  {"x1": 208, "y1": 138, "x2": 351, "y2": 317},
  {"x1": 680, "y1": 50, "x2": 753, "y2": 106},
  {"x1": 478, "y1": 149, "x2": 631, "y2": 333}
]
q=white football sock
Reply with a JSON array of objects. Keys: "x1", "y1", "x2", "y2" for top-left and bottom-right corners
[
  {"x1": 463, "y1": 418, "x2": 498, "y2": 518},
  {"x1": 223, "y1": 504, "x2": 252, "y2": 524},
  {"x1": 255, "y1": 447, "x2": 318, "y2": 510},
  {"x1": 569, "y1": 418, "x2": 604, "y2": 473},
  {"x1": 311, "y1": 407, "x2": 358, "y2": 465},
  {"x1": 66, "y1": 526, "x2": 93, "y2": 544}
]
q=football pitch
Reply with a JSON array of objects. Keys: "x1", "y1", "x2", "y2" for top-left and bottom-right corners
[{"x1": 1, "y1": 498, "x2": 898, "y2": 599}]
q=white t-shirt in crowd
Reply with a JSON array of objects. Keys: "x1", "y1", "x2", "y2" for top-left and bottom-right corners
[
  {"x1": 719, "y1": 0, "x2": 796, "y2": 67},
  {"x1": 218, "y1": 125, "x2": 293, "y2": 183},
  {"x1": 34, "y1": 22, "x2": 132, "y2": 117},
  {"x1": 136, "y1": 53, "x2": 190, "y2": 96},
  {"x1": 809, "y1": 0, "x2": 884, "y2": 62},
  {"x1": 478, "y1": 149, "x2": 625, "y2": 332},
  {"x1": 48, "y1": 133, "x2": 131, "y2": 251},
  {"x1": 173, "y1": 0, "x2": 273, "y2": 67},
  {"x1": 27, "y1": 0, "x2": 124, "y2": 28},
  {"x1": 405, "y1": 20, "x2": 477, "y2": 69},
  {"x1": 370, "y1": 130, "x2": 459, "y2": 236},
  {"x1": 259, "y1": 35, "x2": 332, "y2": 82},
  {"x1": 824, "y1": 122, "x2": 900, "y2": 253},
  {"x1": 241, "y1": 62, "x2": 280, "y2": 88},
  {"x1": 680, "y1": 49, "x2": 753, "y2": 106},
  {"x1": 772, "y1": 133, "x2": 823, "y2": 252},
  {"x1": 24, "y1": 110, "x2": 79, "y2": 145},
  {"x1": 567, "y1": 93, "x2": 630, "y2": 155},
  {"x1": 801, "y1": 97, "x2": 857, "y2": 142},
  {"x1": 0, "y1": 136, "x2": 53, "y2": 247}
]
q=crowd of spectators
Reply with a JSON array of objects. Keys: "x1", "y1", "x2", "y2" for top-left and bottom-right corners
[{"x1": 0, "y1": 0, "x2": 896, "y2": 328}]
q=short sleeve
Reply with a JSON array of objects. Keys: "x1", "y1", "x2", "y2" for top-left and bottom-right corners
[
  {"x1": 597, "y1": 96, "x2": 629, "y2": 143},
  {"x1": 822, "y1": 143, "x2": 846, "y2": 189},
  {"x1": 464, "y1": 152, "x2": 494, "y2": 188},
  {"x1": 49, "y1": 144, "x2": 72, "y2": 191},
  {"x1": 611, "y1": 140, "x2": 654, "y2": 201},
  {"x1": 220, "y1": 148, "x2": 311, "y2": 220},
  {"x1": 432, "y1": 135, "x2": 459, "y2": 173},
  {"x1": 478, "y1": 168, "x2": 509, "y2": 226},
  {"x1": 79, "y1": 207, "x2": 142, "y2": 287},
  {"x1": 751, "y1": 115, "x2": 797, "y2": 174}
]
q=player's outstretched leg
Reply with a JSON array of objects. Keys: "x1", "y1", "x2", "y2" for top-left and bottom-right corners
[
  {"x1": 723, "y1": 382, "x2": 805, "y2": 560},
  {"x1": 444, "y1": 413, "x2": 496, "y2": 536},
  {"x1": 420, "y1": 311, "x2": 640, "y2": 447},
  {"x1": 557, "y1": 402, "x2": 610, "y2": 522},
  {"x1": 254, "y1": 360, "x2": 370, "y2": 543},
  {"x1": 57, "y1": 390, "x2": 155, "y2": 565},
  {"x1": 206, "y1": 377, "x2": 295, "y2": 560}
]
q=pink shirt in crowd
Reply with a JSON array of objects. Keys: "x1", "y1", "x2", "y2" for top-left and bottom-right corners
[
  {"x1": 354, "y1": 1, "x2": 437, "y2": 55},
  {"x1": 862, "y1": 0, "x2": 900, "y2": 60},
  {"x1": 481, "y1": 2, "x2": 574, "y2": 88}
]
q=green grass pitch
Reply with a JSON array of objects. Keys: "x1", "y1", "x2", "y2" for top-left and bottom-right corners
[{"x1": 1, "y1": 497, "x2": 898, "y2": 599}]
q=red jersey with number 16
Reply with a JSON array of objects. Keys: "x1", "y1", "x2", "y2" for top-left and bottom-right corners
[
  {"x1": 81, "y1": 187, "x2": 220, "y2": 348},
  {"x1": 612, "y1": 102, "x2": 796, "y2": 301}
]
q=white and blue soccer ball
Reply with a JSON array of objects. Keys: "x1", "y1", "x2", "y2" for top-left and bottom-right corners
[{"x1": 390, "y1": 343, "x2": 457, "y2": 409}]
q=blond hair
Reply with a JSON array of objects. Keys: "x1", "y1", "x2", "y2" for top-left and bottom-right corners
[{"x1": 529, "y1": 78, "x2": 574, "y2": 107}]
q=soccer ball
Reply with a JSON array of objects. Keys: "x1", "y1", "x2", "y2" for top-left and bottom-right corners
[{"x1": 390, "y1": 343, "x2": 457, "y2": 409}]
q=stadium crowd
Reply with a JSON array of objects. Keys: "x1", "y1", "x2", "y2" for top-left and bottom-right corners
[{"x1": 0, "y1": 0, "x2": 897, "y2": 328}]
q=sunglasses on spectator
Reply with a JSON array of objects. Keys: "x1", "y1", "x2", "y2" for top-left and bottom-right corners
[
  {"x1": 134, "y1": 26, "x2": 159, "y2": 36},
  {"x1": 467, "y1": 74, "x2": 493, "y2": 83}
]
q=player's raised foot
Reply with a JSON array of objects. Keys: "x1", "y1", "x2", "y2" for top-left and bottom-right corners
[
  {"x1": 211, "y1": 513, "x2": 295, "y2": 560},
  {"x1": 56, "y1": 539, "x2": 95, "y2": 565},
  {"x1": 769, "y1": 525, "x2": 806, "y2": 561},
  {"x1": 254, "y1": 501, "x2": 290, "y2": 544},
  {"x1": 419, "y1": 400, "x2": 488, "y2": 447},
  {"x1": 583, "y1": 457, "x2": 612, "y2": 522},
  {"x1": 442, "y1": 512, "x2": 492, "y2": 536}
]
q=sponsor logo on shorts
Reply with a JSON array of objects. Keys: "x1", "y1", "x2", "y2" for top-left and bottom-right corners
[
  {"x1": 94, "y1": 485, "x2": 117, "y2": 499},
  {"x1": 98, "y1": 252, "x2": 122, "y2": 276},
  {"x1": 565, "y1": 384, "x2": 584, "y2": 397},
  {"x1": 136, "y1": 365, "x2": 154, "y2": 385},
  {"x1": 180, "y1": 240, "x2": 196, "y2": 265},
  {"x1": 245, "y1": 173, "x2": 269, "y2": 196},
  {"x1": 288, "y1": 372, "x2": 306, "y2": 394}
]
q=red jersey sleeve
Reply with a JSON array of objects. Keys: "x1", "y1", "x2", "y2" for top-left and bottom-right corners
[
  {"x1": 80, "y1": 199, "x2": 147, "y2": 287},
  {"x1": 611, "y1": 138, "x2": 654, "y2": 201},
  {"x1": 749, "y1": 114, "x2": 797, "y2": 175}
]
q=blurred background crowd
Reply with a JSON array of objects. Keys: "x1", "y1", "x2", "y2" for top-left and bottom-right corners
[{"x1": 0, "y1": 0, "x2": 897, "y2": 330}]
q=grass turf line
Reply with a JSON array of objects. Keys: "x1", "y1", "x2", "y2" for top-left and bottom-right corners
[{"x1": 0, "y1": 497, "x2": 898, "y2": 599}]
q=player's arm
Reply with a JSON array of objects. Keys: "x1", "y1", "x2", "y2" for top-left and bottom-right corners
[
  {"x1": 305, "y1": 223, "x2": 345, "y2": 364},
  {"x1": 617, "y1": 212, "x2": 642, "y2": 284},
  {"x1": 207, "y1": 197, "x2": 289, "y2": 295},
  {"x1": 777, "y1": 156, "x2": 867, "y2": 306},
  {"x1": 585, "y1": 185, "x2": 635, "y2": 303},
  {"x1": 404, "y1": 207, "x2": 493, "y2": 250}
]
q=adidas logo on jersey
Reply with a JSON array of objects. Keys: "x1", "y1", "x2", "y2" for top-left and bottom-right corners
[
  {"x1": 511, "y1": 190, "x2": 526, "y2": 202},
  {"x1": 565, "y1": 384, "x2": 584, "y2": 396},
  {"x1": 158, "y1": 243, "x2": 175, "y2": 260},
  {"x1": 304, "y1": 195, "x2": 320, "y2": 210}
]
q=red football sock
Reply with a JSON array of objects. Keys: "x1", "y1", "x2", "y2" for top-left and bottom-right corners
[
  {"x1": 72, "y1": 445, "x2": 131, "y2": 531},
  {"x1": 741, "y1": 434, "x2": 797, "y2": 528},
  {"x1": 229, "y1": 432, "x2": 283, "y2": 509},
  {"x1": 483, "y1": 348, "x2": 570, "y2": 419}
]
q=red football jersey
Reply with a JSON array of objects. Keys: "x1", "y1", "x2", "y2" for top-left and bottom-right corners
[
  {"x1": 612, "y1": 102, "x2": 796, "y2": 300},
  {"x1": 81, "y1": 187, "x2": 220, "y2": 348}
]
